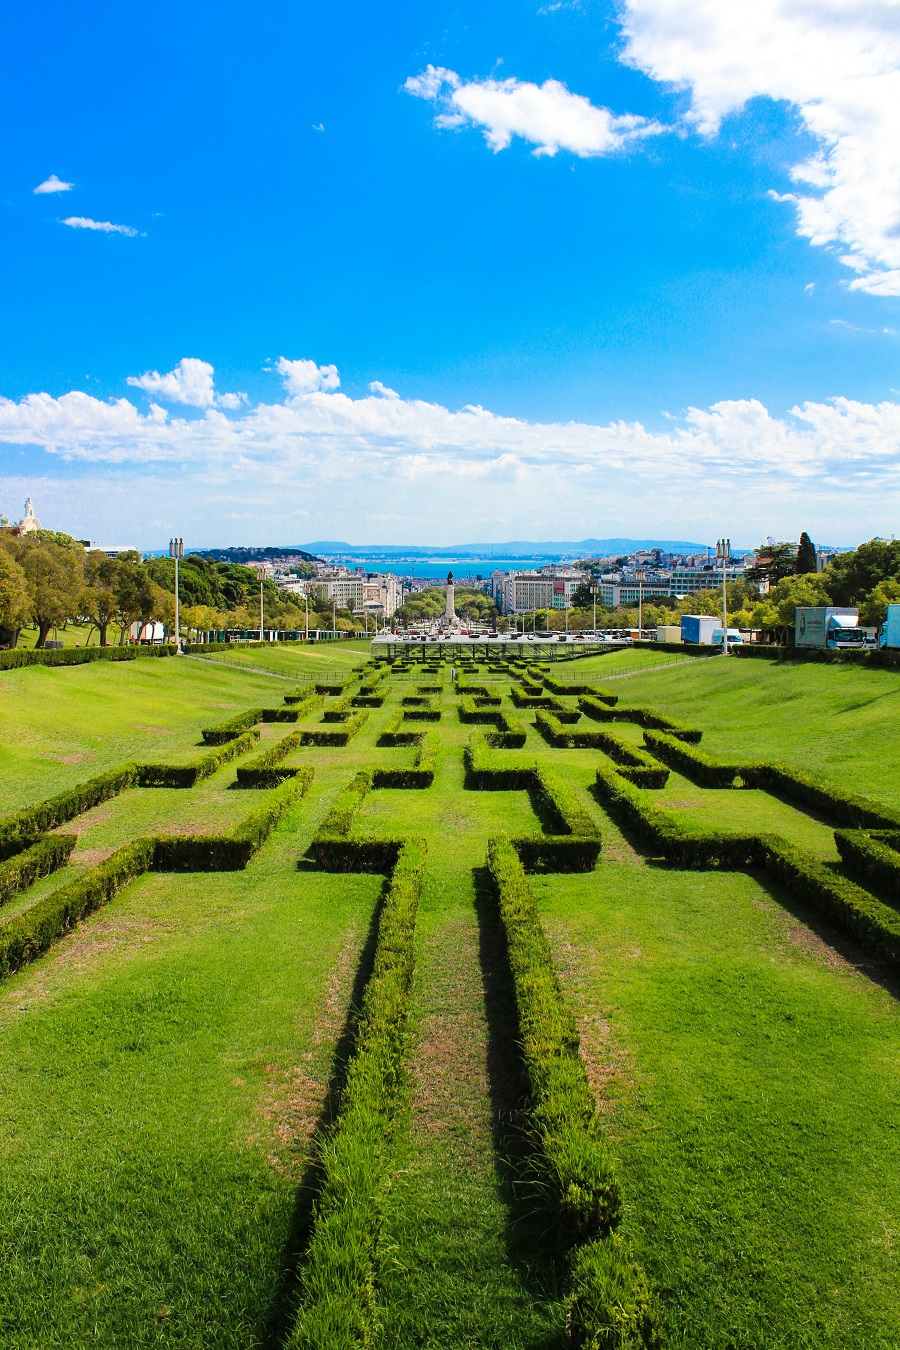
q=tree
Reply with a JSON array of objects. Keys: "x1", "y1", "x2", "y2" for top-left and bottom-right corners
[
  {"x1": 0, "y1": 548, "x2": 31, "y2": 647},
  {"x1": 859, "y1": 579, "x2": 900, "y2": 628},
  {"x1": 824, "y1": 539, "x2": 900, "y2": 605},
  {"x1": 15, "y1": 536, "x2": 84, "y2": 647},
  {"x1": 795, "y1": 531, "x2": 816, "y2": 575},
  {"x1": 114, "y1": 554, "x2": 159, "y2": 643},
  {"x1": 745, "y1": 542, "x2": 798, "y2": 587},
  {"x1": 80, "y1": 553, "x2": 121, "y2": 646}
]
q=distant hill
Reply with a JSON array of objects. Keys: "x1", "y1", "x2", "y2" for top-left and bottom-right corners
[
  {"x1": 190, "y1": 545, "x2": 322, "y2": 564},
  {"x1": 303, "y1": 538, "x2": 723, "y2": 556}
]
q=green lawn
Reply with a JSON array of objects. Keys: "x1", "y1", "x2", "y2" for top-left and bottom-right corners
[{"x1": 2, "y1": 653, "x2": 900, "y2": 1346}]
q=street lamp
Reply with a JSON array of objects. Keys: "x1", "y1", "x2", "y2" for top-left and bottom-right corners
[
  {"x1": 258, "y1": 570, "x2": 265, "y2": 643},
  {"x1": 591, "y1": 579, "x2": 600, "y2": 637},
  {"x1": 169, "y1": 537, "x2": 184, "y2": 653},
  {"x1": 635, "y1": 567, "x2": 646, "y2": 641},
  {"x1": 716, "y1": 539, "x2": 731, "y2": 654},
  {"x1": 304, "y1": 587, "x2": 310, "y2": 642}
]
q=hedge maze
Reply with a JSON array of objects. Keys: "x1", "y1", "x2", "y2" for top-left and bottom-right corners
[{"x1": 3, "y1": 650, "x2": 900, "y2": 1346}]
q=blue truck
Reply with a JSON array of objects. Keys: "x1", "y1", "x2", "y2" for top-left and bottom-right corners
[{"x1": 879, "y1": 604, "x2": 900, "y2": 650}]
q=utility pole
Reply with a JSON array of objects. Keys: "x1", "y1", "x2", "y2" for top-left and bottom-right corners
[
  {"x1": 169, "y1": 537, "x2": 184, "y2": 653},
  {"x1": 635, "y1": 567, "x2": 646, "y2": 642},
  {"x1": 716, "y1": 539, "x2": 731, "y2": 654}
]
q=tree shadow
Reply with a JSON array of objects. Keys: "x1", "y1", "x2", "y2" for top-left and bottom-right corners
[
  {"x1": 260, "y1": 873, "x2": 389, "y2": 1350},
  {"x1": 472, "y1": 865, "x2": 569, "y2": 1350}
]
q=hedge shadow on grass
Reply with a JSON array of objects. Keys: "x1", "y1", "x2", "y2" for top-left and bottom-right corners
[{"x1": 262, "y1": 878, "x2": 390, "y2": 1350}]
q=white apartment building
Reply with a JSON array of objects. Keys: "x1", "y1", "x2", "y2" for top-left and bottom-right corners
[
  {"x1": 498, "y1": 569, "x2": 587, "y2": 614},
  {"x1": 597, "y1": 582, "x2": 672, "y2": 606},
  {"x1": 311, "y1": 572, "x2": 403, "y2": 618}
]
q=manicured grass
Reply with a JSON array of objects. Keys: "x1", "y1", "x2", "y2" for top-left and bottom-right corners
[
  {"x1": 4, "y1": 653, "x2": 900, "y2": 1346},
  {"x1": 0, "y1": 788, "x2": 382, "y2": 1347},
  {"x1": 534, "y1": 851, "x2": 900, "y2": 1348},
  {"x1": 612, "y1": 655, "x2": 900, "y2": 804}
]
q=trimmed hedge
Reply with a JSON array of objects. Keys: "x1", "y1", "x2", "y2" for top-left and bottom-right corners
[
  {"x1": 288, "y1": 838, "x2": 427, "y2": 1348},
  {"x1": 136, "y1": 731, "x2": 259, "y2": 787},
  {"x1": 484, "y1": 711, "x2": 527, "y2": 750},
  {"x1": 402, "y1": 704, "x2": 441, "y2": 722},
  {"x1": 593, "y1": 764, "x2": 900, "y2": 967},
  {"x1": 236, "y1": 733, "x2": 312, "y2": 788},
  {"x1": 579, "y1": 697, "x2": 703, "y2": 743},
  {"x1": 465, "y1": 732, "x2": 536, "y2": 790},
  {"x1": 487, "y1": 838, "x2": 658, "y2": 1345},
  {"x1": 0, "y1": 764, "x2": 138, "y2": 861},
  {"x1": 201, "y1": 708, "x2": 263, "y2": 744},
  {"x1": 510, "y1": 686, "x2": 573, "y2": 713},
  {"x1": 741, "y1": 762, "x2": 900, "y2": 829},
  {"x1": 0, "y1": 834, "x2": 77, "y2": 907},
  {"x1": 642, "y1": 729, "x2": 740, "y2": 789},
  {"x1": 542, "y1": 674, "x2": 618, "y2": 702},
  {"x1": 307, "y1": 771, "x2": 399, "y2": 872},
  {"x1": 300, "y1": 710, "x2": 369, "y2": 746},
  {"x1": 834, "y1": 830, "x2": 900, "y2": 904},
  {"x1": 531, "y1": 720, "x2": 669, "y2": 788},
  {"x1": 0, "y1": 839, "x2": 155, "y2": 979},
  {"x1": 153, "y1": 773, "x2": 311, "y2": 871},
  {"x1": 373, "y1": 732, "x2": 439, "y2": 788},
  {"x1": 732, "y1": 644, "x2": 900, "y2": 672},
  {"x1": 377, "y1": 711, "x2": 423, "y2": 748},
  {"x1": 0, "y1": 645, "x2": 175, "y2": 672}
]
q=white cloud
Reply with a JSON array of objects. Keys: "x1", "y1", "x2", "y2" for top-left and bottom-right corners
[
  {"x1": 619, "y1": 0, "x2": 900, "y2": 294},
  {"x1": 62, "y1": 216, "x2": 140, "y2": 237},
  {"x1": 369, "y1": 381, "x2": 400, "y2": 399},
  {"x1": 128, "y1": 358, "x2": 216, "y2": 407},
  {"x1": 405, "y1": 65, "x2": 666, "y2": 157},
  {"x1": 34, "y1": 174, "x2": 73, "y2": 194},
  {"x1": 275, "y1": 357, "x2": 341, "y2": 395},
  {"x1": 2, "y1": 358, "x2": 899, "y2": 545}
]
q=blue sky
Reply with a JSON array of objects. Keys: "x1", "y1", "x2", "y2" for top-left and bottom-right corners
[{"x1": 1, "y1": 0, "x2": 898, "y2": 548}]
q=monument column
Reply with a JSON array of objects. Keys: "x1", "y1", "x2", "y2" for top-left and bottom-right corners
[{"x1": 444, "y1": 570, "x2": 456, "y2": 622}]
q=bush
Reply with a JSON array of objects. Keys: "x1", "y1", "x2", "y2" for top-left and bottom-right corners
[
  {"x1": 288, "y1": 839, "x2": 427, "y2": 1348},
  {"x1": 835, "y1": 830, "x2": 900, "y2": 902},
  {"x1": 153, "y1": 774, "x2": 310, "y2": 870},
  {"x1": 510, "y1": 686, "x2": 571, "y2": 712},
  {"x1": 579, "y1": 698, "x2": 702, "y2": 743},
  {"x1": 377, "y1": 711, "x2": 422, "y2": 748},
  {"x1": 642, "y1": 730, "x2": 740, "y2": 788},
  {"x1": 237, "y1": 735, "x2": 310, "y2": 788},
  {"x1": 0, "y1": 839, "x2": 155, "y2": 979},
  {"x1": 484, "y1": 711, "x2": 527, "y2": 749},
  {"x1": 200, "y1": 708, "x2": 263, "y2": 744},
  {"x1": 543, "y1": 674, "x2": 618, "y2": 703},
  {"x1": 321, "y1": 695, "x2": 355, "y2": 722},
  {"x1": 0, "y1": 645, "x2": 175, "y2": 672},
  {"x1": 373, "y1": 732, "x2": 438, "y2": 788},
  {"x1": 307, "y1": 771, "x2": 398, "y2": 872},
  {"x1": 741, "y1": 762, "x2": 900, "y2": 828},
  {"x1": 0, "y1": 834, "x2": 77, "y2": 907},
  {"x1": 137, "y1": 731, "x2": 258, "y2": 787},
  {"x1": 465, "y1": 732, "x2": 536, "y2": 790},
  {"x1": 300, "y1": 711, "x2": 369, "y2": 746},
  {"x1": 568, "y1": 1236, "x2": 660, "y2": 1349},
  {"x1": 0, "y1": 763, "x2": 138, "y2": 861},
  {"x1": 402, "y1": 705, "x2": 441, "y2": 722}
]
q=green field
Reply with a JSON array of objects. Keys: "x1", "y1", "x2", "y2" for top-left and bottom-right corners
[{"x1": 1, "y1": 646, "x2": 900, "y2": 1347}]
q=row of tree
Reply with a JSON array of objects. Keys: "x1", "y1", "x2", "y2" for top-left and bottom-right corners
[{"x1": 0, "y1": 532, "x2": 369, "y2": 648}]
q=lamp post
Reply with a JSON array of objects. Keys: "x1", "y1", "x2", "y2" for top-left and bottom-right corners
[
  {"x1": 716, "y1": 539, "x2": 731, "y2": 654},
  {"x1": 304, "y1": 588, "x2": 310, "y2": 642},
  {"x1": 635, "y1": 567, "x2": 646, "y2": 641},
  {"x1": 259, "y1": 573, "x2": 265, "y2": 643},
  {"x1": 591, "y1": 579, "x2": 599, "y2": 637},
  {"x1": 169, "y1": 537, "x2": 184, "y2": 653}
]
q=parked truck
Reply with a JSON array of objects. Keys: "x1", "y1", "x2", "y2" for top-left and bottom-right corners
[
  {"x1": 878, "y1": 604, "x2": 900, "y2": 650},
  {"x1": 680, "y1": 615, "x2": 743, "y2": 646},
  {"x1": 794, "y1": 606, "x2": 860, "y2": 649}
]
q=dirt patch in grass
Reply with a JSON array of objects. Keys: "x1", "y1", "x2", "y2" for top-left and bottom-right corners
[
  {"x1": 783, "y1": 922, "x2": 855, "y2": 972},
  {"x1": 545, "y1": 924, "x2": 632, "y2": 1115},
  {"x1": 136, "y1": 725, "x2": 170, "y2": 734},
  {"x1": 70, "y1": 847, "x2": 118, "y2": 867},
  {"x1": 251, "y1": 921, "x2": 360, "y2": 1175}
]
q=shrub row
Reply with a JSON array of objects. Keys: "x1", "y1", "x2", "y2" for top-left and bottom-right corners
[
  {"x1": 834, "y1": 830, "x2": 900, "y2": 904},
  {"x1": 377, "y1": 711, "x2": 423, "y2": 748},
  {"x1": 372, "y1": 732, "x2": 439, "y2": 788},
  {"x1": 594, "y1": 764, "x2": 900, "y2": 967},
  {"x1": 484, "y1": 711, "x2": 527, "y2": 749},
  {"x1": 401, "y1": 694, "x2": 433, "y2": 707},
  {"x1": 0, "y1": 645, "x2": 175, "y2": 672},
  {"x1": 306, "y1": 771, "x2": 399, "y2": 872},
  {"x1": 200, "y1": 708, "x2": 263, "y2": 744},
  {"x1": 0, "y1": 777, "x2": 309, "y2": 978},
  {"x1": 642, "y1": 729, "x2": 741, "y2": 788},
  {"x1": 401, "y1": 703, "x2": 441, "y2": 722},
  {"x1": 0, "y1": 763, "x2": 138, "y2": 861},
  {"x1": 579, "y1": 697, "x2": 703, "y2": 743},
  {"x1": 300, "y1": 711, "x2": 369, "y2": 746},
  {"x1": 740, "y1": 762, "x2": 900, "y2": 829},
  {"x1": 236, "y1": 731, "x2": 312, "y2": 787},
  {"x1": 464, "y1": 732, "x2": 536, "y2": 790},
  {"x1": 0, "y1": 839, "x2": 155, "y2": 978},
  {"x1": 510, "y1": 685, "x2": 574, "y2": 714},
  {"x1": 532, "y1": 717, "x2": 670, "y2": 788},
  {"x1": 486, "y1": 838, "x2": 658, "y2": 1348},
  {"x1": 153, "y1": 773, "x2": 311, "y2": 870},
  {"x1": 288, "y1": 838, "x2": 427, "y2": 1348},
  {"x1": 542, "y1": 674, "x2": 618, "y2": 702},
  {"x1": 732, "y1": 645, "x2": 900, "y2": 671},
  {"x1": 136, "y1": 730, "x2": 259, "y2": 787},
  {"x1": 0, "y1": 834, "x2": 77, "y2": 907}
]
